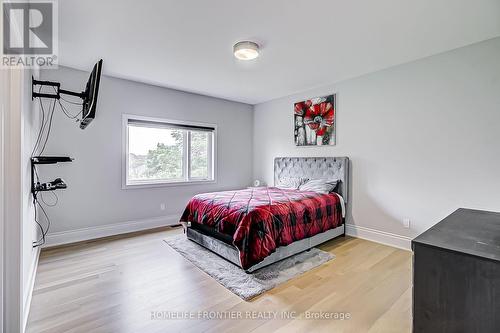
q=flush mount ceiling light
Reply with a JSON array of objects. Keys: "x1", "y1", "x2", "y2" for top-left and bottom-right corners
[{"x1": 233, "y1": 41, "x2": 260, "y2": 60}]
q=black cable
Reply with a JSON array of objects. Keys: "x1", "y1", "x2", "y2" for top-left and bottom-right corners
[
  {"x1": 34, "y1": 166, "x2": 40, "y2": 182},
  {"x1": 40, "y1": 190, "x2": 58, "y2": 207},
  {"x1": 33, "y1": 196, "x2": 51, "y2": 247},
  {"x1": 60, "y1": 95, "x2": 83, "y2": 105},
  {"x1": 32, "y1": 92, "x2": 54, "y2": 157},
  {"x1": 53, "y1": 86, "x2": 83, "y2": 106},
  {"x1": 33, "y1": 195, "x2": 48, "y2": 246},
  {"x1": 52, "y1": 86, "x2": 83, "y2": 119},
  {"x1": 37, "y1": 199, "x2": 51, "y2": 238},
  {"x1": 39, "y1": 98, "x2": 56, "y2": 155},
  {"x1": 33, "y1": 196, "x2": 45, "y2": 246},
  {"x1": 31, "y1": 88, "x2": 46, "y2": 157},
  {"x1": 32, "y1": 177, "x2": 58, "y2": 247},
  {"x1": 33, "y1": 86, "x2": 83, "y2": 158},
  {"x1": 58, "y1": 99, "x2": 83, "y2": 119}
]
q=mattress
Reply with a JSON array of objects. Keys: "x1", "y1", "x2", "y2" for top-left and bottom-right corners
[{"x1": 180, "y1": 187, "x2": 344, "y2": 270}]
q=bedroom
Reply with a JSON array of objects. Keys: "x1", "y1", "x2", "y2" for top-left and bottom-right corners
[{"x1": 1, "y1": 0, "x2": 499, "y2": 332}]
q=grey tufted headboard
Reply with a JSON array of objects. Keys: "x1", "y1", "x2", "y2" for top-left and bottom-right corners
[{"x1": 274, "y1": 157, "x2": 350, "y2": 203}]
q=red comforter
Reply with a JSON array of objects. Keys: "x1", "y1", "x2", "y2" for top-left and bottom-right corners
[{"x1": 180, "y1": 187, "x2": 343, "y2": 270}]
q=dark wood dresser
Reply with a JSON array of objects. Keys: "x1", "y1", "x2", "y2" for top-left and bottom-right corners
[{"x1": 412, "y1": 208, "x2": 500, "y2": 333}]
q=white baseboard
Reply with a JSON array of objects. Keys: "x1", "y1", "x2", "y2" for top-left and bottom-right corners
[
  {"x1": 43, "y1": 215, "x2": 180, "y2": 248},
  {"x1": 42, "y1": 216, "x2": 412, "y2": 251},
  {"x1": 345, "y1": 224, "x2": 412, "y2": 250},
  {"x1": 23, "y1": 246, "x2": 40, "y2": 332}
]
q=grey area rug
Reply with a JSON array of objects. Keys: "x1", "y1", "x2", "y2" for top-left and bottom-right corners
[{"x1": 163, "y1": 234, "x2": 334, "y2": 300}]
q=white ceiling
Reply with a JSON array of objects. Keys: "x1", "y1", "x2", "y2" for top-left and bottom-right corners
[{"x1": 58, "y1": 0, "x2": 500, "y2": 104}]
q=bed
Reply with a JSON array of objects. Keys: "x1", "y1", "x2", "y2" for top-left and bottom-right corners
[{"x1": 180, "y1": 157, "x2": 349, "y2": 272}]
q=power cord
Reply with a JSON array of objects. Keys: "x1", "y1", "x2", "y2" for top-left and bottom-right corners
[
  {"x1": 38, "y1": 98, "x2": 56, "y2": 155},
  {"x1": 52, "y1": 86, "x2": 83, "y2": 120},
  {"x1": 32, "y1": 193, "x2": 52, "y2": 247},
  {"x1": 40, "y1": 191, "x2": 58, "y2": 207},
  {"x1": 31, "y1": 87, "x2": 46, "y2": 157},
  {"x1": 31, "y1": 92, "x2": 56, "y2": 157}
]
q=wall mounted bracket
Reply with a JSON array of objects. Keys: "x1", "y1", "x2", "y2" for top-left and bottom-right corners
[{"x1": 32, "y1": 76, "x2": 86, "y2": 100}]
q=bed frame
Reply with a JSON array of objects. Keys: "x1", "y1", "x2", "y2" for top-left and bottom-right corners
[{"x1": 186, "y1": 156, "x2": 349, "y2": 273}]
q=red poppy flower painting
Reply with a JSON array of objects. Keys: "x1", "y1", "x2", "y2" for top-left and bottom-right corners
[{"x1": 294, "y1": 94, "x2": 336, "y2": 146}]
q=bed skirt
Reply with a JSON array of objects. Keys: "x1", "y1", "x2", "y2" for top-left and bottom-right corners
[{"x1": 186, "y1": 223, "x2": 345, "y2": 273}]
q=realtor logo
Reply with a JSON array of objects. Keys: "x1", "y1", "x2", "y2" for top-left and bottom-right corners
[{"x1": 2, "y1": 0, "x2": 58, "y2": 68}]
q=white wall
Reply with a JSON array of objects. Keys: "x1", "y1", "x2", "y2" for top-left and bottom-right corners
[
  {"x1": 1, "y1": 68, "x2": 24, "y2": 333},
  {"x1": 39, "y1": 67, "x2": 253, "y2": 239},
  {"x1": 253, "y1": 37, "x2": 500, "y2": 245},
  {"x1": 0, "y1": 68, "x2": 4, "y2": 333},
  {"x1": 1, "y1": 66, "x2": 41, "y2": 333},
  {"x1": 20, "y1": 69, "x2": 41, "y2": 328}
]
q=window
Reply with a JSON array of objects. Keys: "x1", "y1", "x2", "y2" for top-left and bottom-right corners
[{"x1": 123, "y1": 115, "x2": 216, "y2": 187}]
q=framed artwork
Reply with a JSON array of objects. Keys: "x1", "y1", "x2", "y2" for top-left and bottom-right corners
[{"x1": 294, "y1": 94, "x2": 336, "y2": 146}]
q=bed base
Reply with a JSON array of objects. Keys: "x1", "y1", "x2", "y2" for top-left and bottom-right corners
[{"x1": 186, "y1": 223, "x2": 345, "y2": 273}]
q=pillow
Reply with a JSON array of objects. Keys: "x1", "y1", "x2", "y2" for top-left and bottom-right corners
[
  {"x1": 299, "y1": 178, "x2": 339, "y2": 194},
  {"x1": 276, "y1": 177, "x2": 308, "y2": 190}
]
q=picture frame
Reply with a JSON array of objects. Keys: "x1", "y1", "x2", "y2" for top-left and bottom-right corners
[{"x1": 294, "y1": 94, "x2": 336, "y2": 146}]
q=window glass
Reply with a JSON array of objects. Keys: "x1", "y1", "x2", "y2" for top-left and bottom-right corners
[
  {"x1": 125, "y1": 117, "x2": 215, "y2": 186},
  {"x1": 128, "y1": 125, "x2": 184, "y2": 182},
  {"x1": 190, "y1": 131, "x2": 210, "y2": 179}
]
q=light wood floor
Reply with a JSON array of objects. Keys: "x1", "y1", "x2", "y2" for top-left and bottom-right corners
[{"x1": 27, "y1": 227, "x2": 412, "y2": 333}]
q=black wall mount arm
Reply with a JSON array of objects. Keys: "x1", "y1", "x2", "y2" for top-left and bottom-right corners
[{"x1": 32, "y1": 76, "x2": 86, "y2": 100}]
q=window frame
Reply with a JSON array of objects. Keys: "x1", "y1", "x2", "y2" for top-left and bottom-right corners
[{"x1": 122, "y1": 114, "x2": 217, "y2": 189}]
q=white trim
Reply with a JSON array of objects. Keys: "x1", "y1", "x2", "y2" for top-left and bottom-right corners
[
  {"x1": 22, "y1": 247, "x2": 39, "y2": 333},
  {"x1": 183, "y1": 130, "x2": 189, "y2": 180},
  {"x1": 122, "y1": 114, "x2": 218, "y2": 189},
  {"x1": 345, "y1": 224, "x2": 412, "y2": 250},
  {"x1": 43, "y1": 215, "x2": 180, "y2": 248},
  {"x1": 3, "y1": 67, "x2": 24, "y2": 333},
  {"x1": 0, "y1": 56, "x2": 6, "y2": 333},
  {"x1": 122, "y1": 178, "x2": 216, "y2": 189},
  {"x1": 41, "y1": 219, "x2": 412, "y2": 253}
]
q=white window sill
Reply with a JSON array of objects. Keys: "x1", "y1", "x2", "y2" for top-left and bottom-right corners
[{"x1": 123, "y1": 179, "x2": 216, "y2": 190}]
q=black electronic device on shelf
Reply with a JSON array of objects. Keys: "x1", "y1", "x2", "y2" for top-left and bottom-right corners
[
  {"x1": 31, "y1": 156, "x2": 73, "y2": 194},
  {"x1": 32, "y1": 59, "x2": 103, "y2": 129},
  {"x1": 35, "y1": 178, "x2": 67, "y2": 192}
]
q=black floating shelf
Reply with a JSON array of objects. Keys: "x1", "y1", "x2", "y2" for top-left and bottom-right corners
[
  {"x1": 34, "y1": 187, "x2": 65, "y2": 193},
  {"x1": 31, "y1": 156, "x2": 74, "y2": 164}
]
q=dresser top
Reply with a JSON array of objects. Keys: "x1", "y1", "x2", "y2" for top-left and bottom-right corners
[{"x1": 412, "y1": 208, "x2": 500, "y2": 262}]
